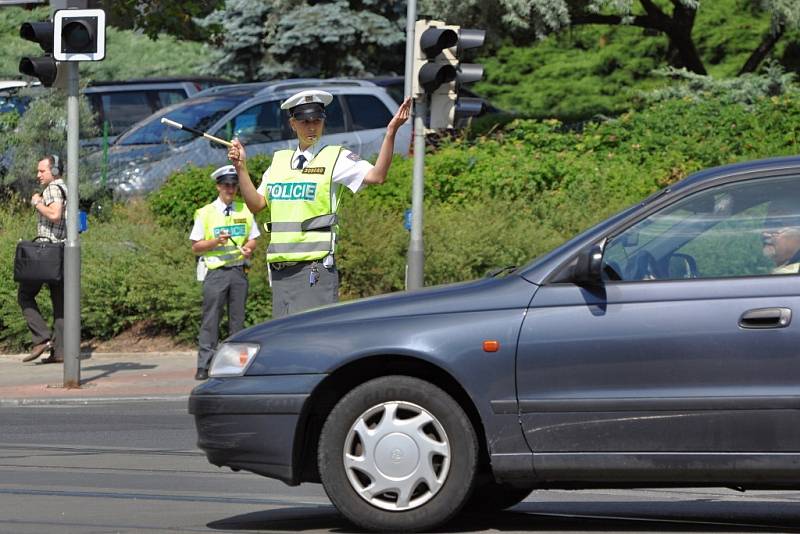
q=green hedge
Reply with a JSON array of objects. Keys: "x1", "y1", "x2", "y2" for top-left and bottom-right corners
[{"x1": 3, "y1": 95, "x2": 800, "y2": 351}]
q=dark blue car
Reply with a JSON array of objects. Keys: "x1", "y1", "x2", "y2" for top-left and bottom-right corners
[{"x1": 190, "y1": 155, "x2": 800, "y2": 532}]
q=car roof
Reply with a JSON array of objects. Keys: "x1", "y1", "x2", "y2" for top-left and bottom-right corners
[
  {"x1": 115, "y1": 78, "x2": 393, "y2": 147},
  {"x1": 87, "y1": 76, "x2": 231, "y2": 87},
  {"x1": 192, "y1": 78, "x2": 380, "y2": 99},
  {"x1": 0, "y1": 80, "x2": 31, "y2": 91}
]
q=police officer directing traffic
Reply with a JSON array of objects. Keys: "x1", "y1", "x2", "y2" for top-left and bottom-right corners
[
  {"x1": 189, "y1": 165, "x2": 260, "y2": 380},
  {"x1": 228, "y1": 90, "x2": 411, "y2": 318}
]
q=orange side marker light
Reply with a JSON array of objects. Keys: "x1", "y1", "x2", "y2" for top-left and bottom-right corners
[{"x1": 483, "y1": 340, "x2": 500, "y2": 352}]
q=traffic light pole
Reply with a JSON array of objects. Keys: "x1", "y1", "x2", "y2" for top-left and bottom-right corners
[
  {"x1": 407, "y1": 98, "x2": 426, "y2": 290},
  {"x1": 404, "y1": 0, "x2": 425, "y2": 290},
  {"x1": 63, "y1": 60, "x2": 81, "y2": 388}
]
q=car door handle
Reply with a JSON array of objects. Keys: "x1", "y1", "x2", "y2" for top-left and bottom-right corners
[{"x1": 739, "y1": 307, "x2": 792, "y2": 329}]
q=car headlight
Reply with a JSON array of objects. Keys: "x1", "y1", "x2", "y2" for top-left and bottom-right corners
[{"x1": 208, "y1": 342, "x2": 259, "y2": 377}]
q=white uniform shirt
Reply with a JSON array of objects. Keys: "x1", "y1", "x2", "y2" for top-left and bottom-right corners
[
  {"x1": 256, "y1": 144, "x2": 374, "y2": 207},
  {"x1": 189, "y1": 197, "x2": 261, "y2": 242}
]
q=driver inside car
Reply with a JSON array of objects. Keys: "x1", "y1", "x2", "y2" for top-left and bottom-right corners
[{"x1": 762, "y1": 198, "x2": 800, "y2": 274}]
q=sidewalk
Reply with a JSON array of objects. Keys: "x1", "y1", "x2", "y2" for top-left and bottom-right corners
[{"x1": 0, "y1": 351, "x2": 199, "y2": 405}]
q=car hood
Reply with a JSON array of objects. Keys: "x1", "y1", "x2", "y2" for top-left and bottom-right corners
[
  {"x1": 90, "y1": 141, "x2": 198, "y2": 195},
  {"x1": 105, "y1": 142, "x2": 187, "y2": 167},
  {"x1": 233, "y1": 274, "x2": 538, "y2": 339}
]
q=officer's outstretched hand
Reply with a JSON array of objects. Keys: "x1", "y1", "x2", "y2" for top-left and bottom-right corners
[
  {"x1": 241, "y1": 246, "x2": 253, "y2": 259},
  {"x1": 228, "y1": 139, "x2": 247, "y2": 170},
  {"x1": 387, "y1": 97, "x2": 412, "y2": 135}
]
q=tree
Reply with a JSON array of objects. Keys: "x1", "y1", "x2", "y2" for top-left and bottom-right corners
[
  {"x1": 420, "y1": 0, "x2": 800, "y2": 75},
  {"x1": 1, "y1": 88, "x2": 98, "y2": 199},
  {"x1": 97, "y1": 0, "x2": 223, "y2": 41},
  {"x1": 198, "y1": 0, "x2": 407, "y2": 81}
]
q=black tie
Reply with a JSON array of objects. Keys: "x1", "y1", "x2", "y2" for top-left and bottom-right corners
[
  {"x1": 224, "y1": 204, "x2": 232, "y2": 216},
  {"x1": 296, "y1": 154, "x2": 307, "y2": 170}
]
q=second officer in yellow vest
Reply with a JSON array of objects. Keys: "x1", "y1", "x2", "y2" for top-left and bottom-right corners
[
  {"x1": 189, "y1": 165, "x2": 260, "y2": 380},
  {"x1": 228, "y1": 89, "x2": 411, "y2": 318}
]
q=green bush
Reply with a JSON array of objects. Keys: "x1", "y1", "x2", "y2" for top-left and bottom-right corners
[{"x1": 148, "y1": 155, "x2": 273, "y2": 226}]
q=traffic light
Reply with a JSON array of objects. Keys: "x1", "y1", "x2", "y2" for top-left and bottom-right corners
[
  {"x1": 19, "y1": 21, "x2": 58, "y2": 86},
  {"x1": 412, "y1": 19, "x2": 486, "y2": 130},
  {"x1": 412, "y1": 20, "x2": 457, "y2": 97},
  {"x1": 451, "y1": 28, "x2": 487, "y2": 125},
  {"x1": 19, "y1": 9, "x2": 106, "y2": 87},
  {"x1": 54, "y1": 9, "x2": 106, "y2": 62}
]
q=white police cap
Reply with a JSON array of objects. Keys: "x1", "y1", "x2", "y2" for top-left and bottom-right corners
[
  {"x1": 281, "y1": 89, "x2": 333, "y2": 111},
  {"x1": 211, "y1": 164, "x2": 238, "y2": 184}
]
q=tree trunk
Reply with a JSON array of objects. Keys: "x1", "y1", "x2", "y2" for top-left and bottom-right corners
[
  {"x1": 739, "y1": 24, "x2": 785, "y2": 75},
  {"x1": 571, "y1": 0, "x2": 707, "y2": 75},
  {"x1": 663, "y1": 1, "x2": 706, "y2": 75}
]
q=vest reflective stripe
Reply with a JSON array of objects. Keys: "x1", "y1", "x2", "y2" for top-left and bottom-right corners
[
  {"x1": 196, "y1": 201, "x2": 253, "y2": 270},
  {"x1": 267, "y1": 240, "x2": 332, "y2": 253},
  {"x1": 265, "y1": 146, "x2": 341, "y2": 263},
  {"x1": 267, "y1": 214, "x2": 338, "y2": 233}
]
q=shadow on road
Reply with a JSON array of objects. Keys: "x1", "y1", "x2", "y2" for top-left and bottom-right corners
[
  {"x1": 79, "y1": 361, "x2": 158, "y2": 384},
  {"x1": 207, "y1": 506, "x2": 355, "y2": 532},
  {"x1": 207, "y1": 499, "x2": 800, "y2": 533}
]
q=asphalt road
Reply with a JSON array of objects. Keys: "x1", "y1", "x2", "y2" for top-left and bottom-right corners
[{"x1": 1, "y1": 401, "x2": 800, "y2": 533}]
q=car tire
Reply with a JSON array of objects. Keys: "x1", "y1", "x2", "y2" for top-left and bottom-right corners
[
  {"x1": 466, "y1": 481, "x2": 532, "y2": 512},
  {"x1": 318, "y1": 375, "x2": 479, "y2": 532}
]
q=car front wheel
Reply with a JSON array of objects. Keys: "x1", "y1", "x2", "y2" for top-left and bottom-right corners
[{"x1": 318, "y1": 375, "x2": 478, "y2": 532}]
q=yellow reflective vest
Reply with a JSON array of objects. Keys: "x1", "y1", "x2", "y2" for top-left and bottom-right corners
[
  {"x1": 195, "y1": 200, "x2": 253, "y2": 270},
  {"x1": 264, "y1": 145, "x2": 342, "y2": 263}
]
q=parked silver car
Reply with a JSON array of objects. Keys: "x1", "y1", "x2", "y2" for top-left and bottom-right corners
[{"x1": 96, "y1": 79, "x2": 411, "y2": 195}]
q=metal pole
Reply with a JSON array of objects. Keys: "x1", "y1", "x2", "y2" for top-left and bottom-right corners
[
  {"x1": 407, "y1": 98, "x2": 426, "y2": 290},
  {"x1": 63, "y1": 61, "x2": 80, "y2": 388},
  {"x1": 403, "y1": 0, "x2": 416, "y2": 99},
  {"x1": 405, "y1": 0, "x2": 425, "y2": 290}
]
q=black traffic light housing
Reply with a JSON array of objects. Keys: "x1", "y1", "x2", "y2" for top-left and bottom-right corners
[
  {"x1": 19, "y1": 21, "x2": 58, "y2": 86},
  {"x1": 412, "y1": 20, "x2": 486, "y2": 130}
]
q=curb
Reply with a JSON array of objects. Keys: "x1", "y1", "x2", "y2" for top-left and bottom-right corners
[
  {"x1": 0, "y1": 395, "x2": 190, "y2": 407},
  {"x1": 2, "y1": 352, "x2": 196, "y2": 361}
]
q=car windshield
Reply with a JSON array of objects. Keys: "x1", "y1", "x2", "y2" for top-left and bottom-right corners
[{"x1": 116, "y1": 95, "x2": 248, "y2": 146}]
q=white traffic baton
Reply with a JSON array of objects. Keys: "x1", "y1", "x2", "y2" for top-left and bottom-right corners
[{"x1": 160, "y1": 117, "x2": 233, "y2": 148}]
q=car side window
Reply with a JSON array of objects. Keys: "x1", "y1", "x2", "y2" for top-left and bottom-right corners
[
  {"x1": 602, "y1": 175, "x2": 800, "y2": 281},
  {"x1": 226, "y1": 101, "x2": 285, "y2": 144},
  {"x1": 97, "y1": 91, "x2": 155, "y2": 136},
  {"x1": 324, "y1": 96, "x2": 346, "y2": 134},
  {"x1": 345, "y1": 95, "x2": 392, "y2": 130},
  {"x1": 157, "y1": 90, "x2": 186, "y2": 108}
]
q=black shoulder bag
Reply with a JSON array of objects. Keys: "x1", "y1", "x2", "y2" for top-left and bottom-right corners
[{"x1": 13, "y1": 185, "x2": 66, "y2": 284}]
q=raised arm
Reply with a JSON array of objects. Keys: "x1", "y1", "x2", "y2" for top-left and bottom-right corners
[
  {"x1": 228, "y1": 139, "x2": 267, "y2": 213},
  {"x1": 363, "y1": 97, "x2": 411, "y2": 186}
]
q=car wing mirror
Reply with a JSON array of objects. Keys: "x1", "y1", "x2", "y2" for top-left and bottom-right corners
[{"x1": 574, "y1": 239, "x2": 606, "y2": 286}]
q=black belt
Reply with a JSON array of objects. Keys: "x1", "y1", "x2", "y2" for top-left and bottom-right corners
[
  {"x1": 270, "y1": 260, "x2": 313, "y2": 271},
  {"x1": 219, "y1": 264, "x2": 244, "y2": 270}
]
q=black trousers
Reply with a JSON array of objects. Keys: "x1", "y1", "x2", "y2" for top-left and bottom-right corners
[
  {"x1": 197, "y1": 266, "x2": 249, "y2": 370},
  {"x1": 17, "y1": 279, "x2": 64, "y2": 358}
]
